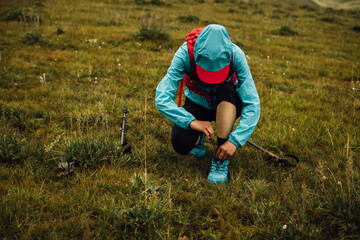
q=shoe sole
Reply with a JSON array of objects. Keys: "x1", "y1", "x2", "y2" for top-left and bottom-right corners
[{"x1": 207, "y1": 177, "x2": 228, "y2": 184}]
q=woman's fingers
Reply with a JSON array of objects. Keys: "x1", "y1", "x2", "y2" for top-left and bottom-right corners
[
  {"x1": 216, "y1": 141, "x2": 237, "y2": 160},
  {"x1": 189, "y1": 120, "x2": 214, "y2": 140},
  {"x1": 207, "y1": 125, "x2": 214, "y2": 139},
  {"x1": 204, "y1": 125, "x2": 214, "y2": 140},
  {"x1": 216, "y1": 148, "x2": 228, "y2": 160}
]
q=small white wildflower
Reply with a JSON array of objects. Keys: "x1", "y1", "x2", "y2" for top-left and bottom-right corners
[
  {"x1": 102, "y1": 42, "x2": 105, "y2": 45},
  {"x1": 267, "y1": 56, "x2": 270, "y2": 61},
  {"x1": 292, "y1": 128, "x2": 295, "y2": 132},
  {"x1": 117, "y1": 59, "x2": 120, "y2": 62},
  {"x1": 39, "y1": 73, "x2": 46, "y2": 85},
  {"x1": 283, "y1": 225, "x2": 287, "y2": 230},
  {"x1": 95, "y1": 77, "x2": 97, "y2": 80},
  {"x1": 272, "y1": 72, "x2": 274, "y2": 74},
  {"x1": 45, "y1": 134, "x2": 63, "y2": 153},
  {"x1": 322, "y1": 175, "x2": 327, "y2": 180},
  {"x1": 125, "y1": 70, "x2": 127, "y2": 73},
  {"x1": 98, "y1": 46, "x2": 101, "y2": 49},
  {"x1": 88, "y1": 39, "x2": 98, "y2": 45},
  {"x1": 283, "y1": 73, "x2": 286, "y2": 75},
  {"x1": 14, "y1": 83, "x2": 18, "y2": 86},
  {"x1": 267, "y1": 38, "x2": 270, "y2": 42},
  {"x1": 94, "y1": 81, "x2": 98, "y2": 84},
  {"x1": 54, "y1": 58, "x2": 58, "y2": 61},
  {"x1": 145, "y1": 62, "x2": 148, "y2": 65}
]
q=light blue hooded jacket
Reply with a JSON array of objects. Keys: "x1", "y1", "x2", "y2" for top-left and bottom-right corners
[{"x1": 155, "y1": 25, "x2": 260, "y2": 148}]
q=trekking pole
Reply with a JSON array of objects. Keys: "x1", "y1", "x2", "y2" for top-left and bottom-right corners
[
  {"x1": 121, "y1": 108, "x2": 132, "y2": 153},
  {"x1": 247, "y1": 140, "x2": 299, "y2": 166}
]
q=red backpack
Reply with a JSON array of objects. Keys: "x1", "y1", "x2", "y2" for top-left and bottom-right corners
[{"x1": 177, "y1": 28, "x2": 237, "y2": 107}]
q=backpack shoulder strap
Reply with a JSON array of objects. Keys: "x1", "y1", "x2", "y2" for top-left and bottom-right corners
[
  {"x1": 186, "y1": 28, "x2": 204, "y2": 78},
  {"x1": 178, "y1": 28, "x2": 204, "y2": 107}
]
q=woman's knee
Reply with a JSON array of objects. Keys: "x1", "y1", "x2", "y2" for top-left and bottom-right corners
[{"x1": 171, "y1": 125, "x2": 199, "y2": 155}]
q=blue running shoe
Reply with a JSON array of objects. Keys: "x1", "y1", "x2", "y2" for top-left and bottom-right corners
[
  {"x1": 207, "y1": 157, "x2": 228, "y2": 184},
  {"x1": 189, "y1": 133, "x2": 206, "y2": 158}
]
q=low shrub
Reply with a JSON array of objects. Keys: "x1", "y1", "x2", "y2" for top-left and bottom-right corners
[
  {"x1": 352, "y1": 26, "x2": 360, "y2": 32},
  {"x1": 320, "y1": 16, "x2": 341, "y2": 24},
  {"x1": 34, "y1": 0, "x2": 45, "y2": 7},
  {"x1": 106, "y1": 201, "x2": 169, "y2": 239},
  {"x1": 61, "y1": 137, "x2": 124, "y2": 169},
  {"x1": 253, "y1": 9, "x2": 264, "y2": 15},
  {"x1": 134, "y1": 0, "x2": 164, "y2": 5},
  {"x1": 1, "y1": 8, "x2": 42, "y2": 23},
  {"x1": 150, "y1": 0, "x2": 165, "y2": 5},
  {"x1": 271, "y1": 25, "x2": 298, "y2": 36},
  {"x1": 0, "y1": 133, "x2": 28, "y2": 164},
  {"x1": 134, "y1": 0, "x2": 146, "y2": 5},
  {"x1": 272, "y1": 3, "x2": 281, "y2": 8},
  {"x1": 95, "y1": 20, "x2": 122, "y2": 26},
  {"x1": 22, "y1": 31, "x2": 49, "y2": 45},
  {"x1": 134, "y1": 26, "x2": 169, "y2": 41},
  {"x1": 1, "y1": 8, "x2": 24, "y2": 21},
  {"x1": 177, "y1": 15, "x2": 199, "y2": 23},
  {"x1": 299, "y1": 5, "x2": 317, "y2": 11},
  {"x1": 56, "y1": 28, "x2": 65, "y2": 35},
  {"x1": 238, "y1": 3, "x2": 248, "y2": 9},
  {"x1": 228, "y1": 9, "x2": 237, "y2": 13},
  {"x1": 0, "y1": 104, "x2": 25, "y2": 121}
]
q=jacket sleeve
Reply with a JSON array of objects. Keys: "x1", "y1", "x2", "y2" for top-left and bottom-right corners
[
  {"x1": 228, "y1": 46, "x2": 261, "y2": 148},
  {"x1": 155, "y1": 43, "x2": 196, "y2": 129}
]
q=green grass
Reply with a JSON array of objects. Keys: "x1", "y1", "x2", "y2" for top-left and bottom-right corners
[{"x1": 0, "y1": 0, "x2": 359, "y2": 239}]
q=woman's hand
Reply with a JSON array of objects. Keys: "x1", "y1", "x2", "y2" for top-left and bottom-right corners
[
  {"x1": 216, "y1": 141, "x2": 237, "y2": 160},
  {"x1": 189, "y1": 120, "x2": 214, "y2": 141}
]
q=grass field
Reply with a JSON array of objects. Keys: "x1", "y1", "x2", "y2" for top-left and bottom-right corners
[{"x1": 0, "y1": 0, "x2": 359, "y2": 239}]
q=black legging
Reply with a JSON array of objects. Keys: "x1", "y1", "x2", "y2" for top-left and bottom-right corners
[{"x1": 171, "y1": 81, "x2": 243, "y2": 155}]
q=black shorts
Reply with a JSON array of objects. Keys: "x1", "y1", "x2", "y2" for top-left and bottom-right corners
[{"x1": 171, "y1": 81, "x2": 243, "y2": 155}]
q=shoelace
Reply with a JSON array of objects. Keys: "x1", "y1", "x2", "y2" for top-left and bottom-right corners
[
  {"x1": 196, "y1": 134, "x2": 206, "y2": 150},
  {"x1": 211, "y1": 160, "x2": 225, "y2": 173}
]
